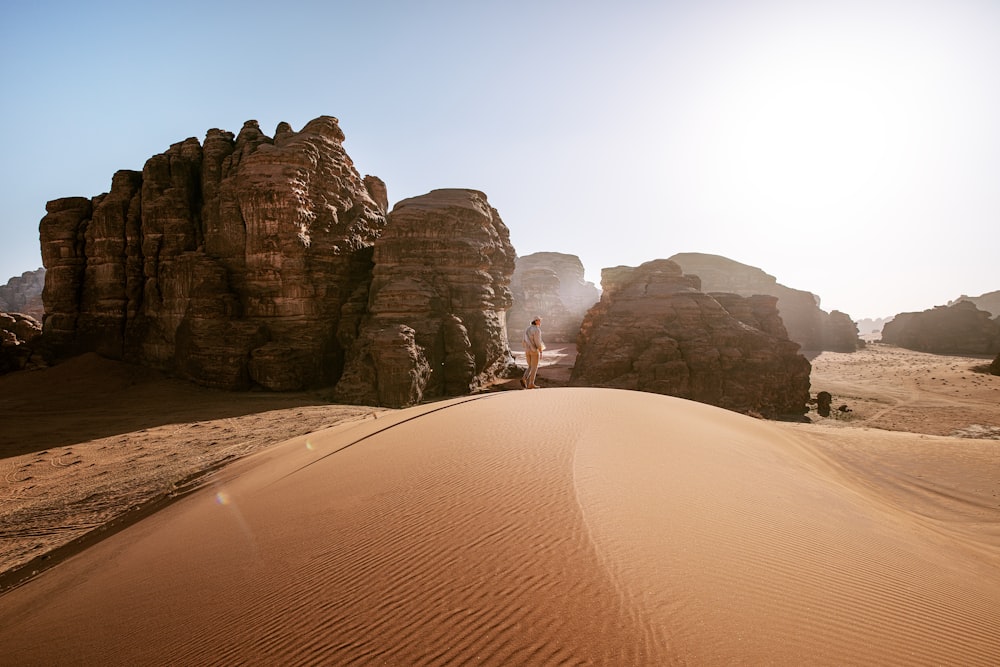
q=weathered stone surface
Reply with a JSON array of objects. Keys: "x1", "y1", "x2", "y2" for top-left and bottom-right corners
[
  {"x1": 950, "y1": 291, "x2": 1000, "y2": 318},
  {"x1": 39, "y1": 197, "x2": 92, "y2": 354},
  {"x1": 709, "y1": 292, "x2": 790, "y2": 339},
  {"x1": 881, "y1": 301, "x2": 1000, "y2": 355},
  {"x1": 669, "y1": 252, "x2": 860, "y2": 352},
  {"x1": 0, "y1": 268, "x2": 45, "y2": 321},
  {"x1": 507, "y1": 252, "x2": 600, "y2": 344},
  {"x1": 39, "y1": 116, "x2": 388, "y2": 390},
  {"x1": 991, "y1": 353, "x2": 1000, "y2": 376},
  {"x1": 825, "y1": 310, "x2": 865, "y2": 351},
  {"x1": 570, "y1": 259, "x2": 811, "y2": 418},
  {"x1": 0, "y1": 312, "x2": 43, "y2": 374},
  {"x1": 335, "y1": 189, "x2": 516, "y2": 407}
]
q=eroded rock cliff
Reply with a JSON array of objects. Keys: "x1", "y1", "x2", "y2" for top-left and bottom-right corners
[
  {"x1": 881, "y1": 301, "x2": 1000, "y2": 355},
  {"x1": 669, "y1": 252, "x2": 860, "y2": 352},
  {"x1": 507, "y1": 252, "x2": 600, "y2": 345},
  {"x1": 0, "y1": 269, "x2": 45, "y2": 320},
  {"x1": 334, "y1": 189, "x2": 517, "y2": 407},
  {"x1": 39, "y1": 116, "x2": 388, "y2": 390},
  {"x1": 570, "y1": 259, "x2": 811, "y2": 418},
  {"x1": 949, "y1": 291, "x2": 1000, "y2": 318}
]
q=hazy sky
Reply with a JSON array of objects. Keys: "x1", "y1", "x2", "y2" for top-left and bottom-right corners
[{"x1": 2, "y1": 0, "x2": 997, "y2": 320}]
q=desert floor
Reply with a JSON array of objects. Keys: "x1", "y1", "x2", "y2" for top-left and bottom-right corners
[{"x1": 0, "y1": 343, "x2": 998, "y2": 664}]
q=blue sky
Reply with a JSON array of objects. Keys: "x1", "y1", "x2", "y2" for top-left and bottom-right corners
[{"x1": 2, "y1": 0, "x2": 997, "y2": 320}]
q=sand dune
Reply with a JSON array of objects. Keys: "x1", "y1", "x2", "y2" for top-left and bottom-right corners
[{"x1": 2, "y1": 387, "x2": 998, "y2": 665}]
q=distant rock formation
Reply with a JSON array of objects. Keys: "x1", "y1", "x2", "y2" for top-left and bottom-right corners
[
  {"x1": 507, "y1": 252, "x2": 600, "y2": 344},
  {"x1": 856, "y1": 316, "x2": 892, "y2": 336},
  {"x1": 570, "y1": 259, "x2": 811, "y2": 418},
  {"x1": 881, "y1": 301, "x2": 1000, "y2": 355},
  {"x1": 0, "y1": 312, "x2": 43, "y2": 373},
  {"x1": 950, "y1": 291, "x2": 1000, "y2": 318},
  {"x1": 825, "y1": 310, "x2": 863, "y2": 350},
  {"x1": 40, "y1": 116, "x2": 388, "y2": 390},
  {"x1": 668, "y1": 252, "x2": 859, "y2": 352},
  {"x1": 333, "y1": 189, "x2": 517, "y2": 407},
  {"x1": 0, "y1": 268, "x2": 45, "y2": 320}
]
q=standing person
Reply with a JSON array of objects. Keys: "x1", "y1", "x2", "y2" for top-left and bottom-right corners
[{"x1": 521, "y1": 317, "x2": 545, "y2": 389}]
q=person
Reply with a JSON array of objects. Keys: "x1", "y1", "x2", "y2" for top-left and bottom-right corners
[{"x1": 521, "y1": 317, "x2": 545, "y2": 389}]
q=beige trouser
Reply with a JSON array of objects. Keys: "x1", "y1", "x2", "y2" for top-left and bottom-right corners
[{"x1": 523, "y1": 349, "x2": 541, "y2": 387}]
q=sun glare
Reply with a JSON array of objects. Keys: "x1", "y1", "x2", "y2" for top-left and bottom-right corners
[{"x1": 668, "y1": 6, "x2": 963, "y2": 225}]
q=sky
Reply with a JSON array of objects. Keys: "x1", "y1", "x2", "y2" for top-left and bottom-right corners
[{"x1": 1, "y1": 0, "x2": 997, "y2": 321}]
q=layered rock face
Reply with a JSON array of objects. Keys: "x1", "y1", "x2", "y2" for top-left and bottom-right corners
[
  {"x1": 0, "y1": 268, "x2": 45, "y2": 320},
  {"x1": 881, "y1": 301, "x2": 1000, "y2": 355},
  {"x1": 334, "y1": 190, "x2": 516, "y2": 407},
  {"x1": 39, "y1": 116, "x2": 388, "y2": 390},
  {"x1": 669, "y1": 252, "x2": 859, "y2": 352},
  {"x1": 0, "y1": 312, "x2": 43, "y2": 373},
  {"x1": 507, "y1": 252, "x2": 600, "y2": 344},
  {"x1": 570, "y1": 259, "x2": 811, "y2": 418}
]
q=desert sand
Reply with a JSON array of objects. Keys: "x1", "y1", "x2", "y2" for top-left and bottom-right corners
[{"x1": 1, "y1": 343, "x2": 998, "y2": 665}]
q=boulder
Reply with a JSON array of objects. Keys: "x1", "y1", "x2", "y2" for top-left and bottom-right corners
[
  {"x1": 0, "y1": 268, "x2": 45, "y2": 321},
  {"x1": 570, "y1": 259, "x2": 811, "y2": 418},
  {"x1": 335, "y1": 189, "x2": 517, "y2": 407},
  {"x1": 507, "y1": 252, "x2": 600, "y2": 344},
  {"x1": 39, "y1": 116, "x2": 388, "y2": 390},
  {"x1": 881, "y1": 301, "x2": 1000, "y2": 355},
  {"x1": 0, "y1": 312, "x2": 43, "y2": 374},
  {"x1": 669, "y1": 252, "x2": 860, "y2": 351},
  {"x1": 991, "y1": 353, "x2": 1000, "y2": 376}
]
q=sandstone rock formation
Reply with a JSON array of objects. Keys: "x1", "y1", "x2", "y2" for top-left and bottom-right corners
[
  {"x1": 334, "y1": 189, "x2": 517, "y2": 407},
  {"x1": 507, "y1": 252, "x2": 600, "y2": 344},
  {"x1": 950, "y1": 291, "x2": 1000, "y2": 318},
  {"x1": 0, "y1": 268, "x2": 45, "y2": 320},
  {"x1": 881, "y1": 301, "x2": 1000, "y2": 355},
  {"x1": 570, "y1": 259, "x2": 811, "y2": 418},
  {"x1": 0, "y1": 312, "x2": 43, "y2": 374},
  {"x1": 39, "y1": 116, "x2": 388, "y2": 390},
  {"x1": 825, "y1": 310, "x2": 863, "y2": 351},
  {"x1": 669, "y1": 252, "x2": 860, "y2": 352}
]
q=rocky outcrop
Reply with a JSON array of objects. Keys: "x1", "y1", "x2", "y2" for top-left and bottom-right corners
[
  {"x1": 881, "y1": 301, "x2": 1000, "y2": 355},
  {"x1": 991, "y1": 353, "x2": 1000, "y2": 376},
  {"x1": 507, "y1": 252, "x2": 600, "y2": 344},
  {"x1": 950, "y1": 291, "x2": 1000, "y2": 318},
  {"x1": 0, "y1": 268, "x2": 45, "y2": 320},
  {"x1": 0, "y1": 312, "x2": 43, "y2": 373},
  {"x1": 39, "y1": 116, "x2": 388, "y2": 390},
  {"x1": 570, "y1": 259, "x2": 811, "y2": 418},
  {"x1": 334, "y1": 189, "x2": 516, "y2": 407},
  {"x1": 825, "y1": 310, "x2": 864, "y2": 351},
  {"x1": 669, "y1": 252, "x2": 860, "y2": 352}
]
